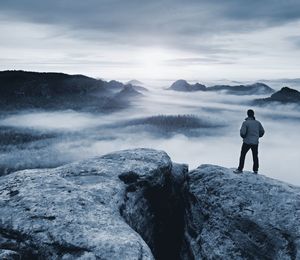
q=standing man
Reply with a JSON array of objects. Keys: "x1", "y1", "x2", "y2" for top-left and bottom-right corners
[{"x1": 234, "y1": 109, "x2": 265, "y2": 174}]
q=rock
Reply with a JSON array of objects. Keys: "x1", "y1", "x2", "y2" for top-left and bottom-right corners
[
  {"x1": 0, "y1": 148, "x2": 183, "y2": 259},
  {"x1": 0, "y1": 249, "x2": 21, "y2": 260},
  {"x1": 117, "y1": 153, "x2": 188, "y2": 260},
  {"x1": 1, "y1": 149, "x2": 300, "y2": 259},
  {"x1": 183, "y1": 164, "x2": 300, "y2": 259},
  {"x1": 255, "y1": 86, "x2": 300, "y2": 105}
]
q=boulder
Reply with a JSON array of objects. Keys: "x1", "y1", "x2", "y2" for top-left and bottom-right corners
[
  {"x1": 0, "y1": 148, "x2": 180, "y2": 259},
  {"x1": 183, "y1": 164, "x2": 300, "y2": 259}
]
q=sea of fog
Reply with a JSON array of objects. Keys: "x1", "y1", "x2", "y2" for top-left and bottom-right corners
[{"x1": 1, "y1": 81, "x2": 299, "y2": 185}]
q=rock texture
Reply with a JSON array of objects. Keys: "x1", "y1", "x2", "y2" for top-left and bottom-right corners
[
  {"x1": 0, "y1": 148, "x2": 185, "y2": 259},
  {"x1": 1, "y1": 149, "x2": 300, "y2": 259},
  {"x1": 183, "y1": 164, "x2": 300, "y2": 260}
]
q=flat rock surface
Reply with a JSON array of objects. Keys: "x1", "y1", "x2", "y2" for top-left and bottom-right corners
[
  {"x1": 0, "y1": 148, "x2": 172, "y2": 259},
  {"x1": 184, "y1": 164, "x2": 300, "y2": 260}
]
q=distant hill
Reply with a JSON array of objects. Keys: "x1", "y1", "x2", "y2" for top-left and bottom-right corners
[
  {"x1": 0, "y1": 70, "x2": 142, "y2": 111},
  {"x1": 206, "y1": 82, "x2": 274, "y2": 95},
  {"x1": 254, "y1": 87, "x2": 300, "y2": 104},
  {"x1": 0, "y1": 70, "x2": 105, "y2": 98},
  {"x1": 168, "y1": 80, "x2": 206, "y2": 92},
  {"x1": 115, "y1": 85, "x2": 143, "y2": 99},
  {"x1": 126, "y1": 79, "x2": 144, "y2": 86},
  {"x1": 168, "y1": 80, "x2": 274, "y2": 95}
]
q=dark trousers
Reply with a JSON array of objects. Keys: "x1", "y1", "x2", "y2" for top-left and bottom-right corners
[{"x1": 238, "y1": 143, "x2": 259, "y2": 171}]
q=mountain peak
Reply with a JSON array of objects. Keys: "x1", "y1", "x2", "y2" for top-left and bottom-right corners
[{"x1": 169, "y1": 79, "x2": 206, "y2": 92}]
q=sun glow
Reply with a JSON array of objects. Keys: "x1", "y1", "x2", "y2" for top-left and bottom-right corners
[{"x1": 136, "y1": 48, "x2": 174, "y2": 78}]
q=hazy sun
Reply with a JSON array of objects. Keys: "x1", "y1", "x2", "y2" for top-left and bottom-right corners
[{"x1": 137, "y1": 48, "x2": 173, "y2": 78}]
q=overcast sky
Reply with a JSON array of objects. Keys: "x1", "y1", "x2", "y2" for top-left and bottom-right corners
[{"x1": 1, "y1": 0, "x2": 300, "y2": 81}]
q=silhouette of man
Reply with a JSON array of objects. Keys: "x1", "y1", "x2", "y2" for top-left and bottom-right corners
[{"x1": 234, "y1": 109, "x2": 265, "y2": 174}]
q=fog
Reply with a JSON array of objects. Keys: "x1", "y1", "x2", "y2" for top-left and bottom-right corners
[{"x1": 1, "y1": 83, "x2": 299, "y2": 185}]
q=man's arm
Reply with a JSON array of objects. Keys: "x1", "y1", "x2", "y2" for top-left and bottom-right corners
[
  {"x1": 259, "y1": 122, "x2": 265, "y2": 137},
  {"x1": 240, "y1": 122, "x2": 247, "y2": 138}
]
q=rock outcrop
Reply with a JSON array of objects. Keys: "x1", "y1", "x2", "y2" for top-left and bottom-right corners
[
  {"x1": 168, "y1": 80, "x2": 206, "y2": 92},
  {"x1": 1, "y1": 149, "x2": 300, "y2": 259},
  {"x1": 0, "y1": 149, "x2": 187, "y2": 259},
  {"x1": 183, "y1": 164, "x2": 300, "y2": 259},
  {"x1": 255, "y1": 86, "x2": 300, "y2": 105}
]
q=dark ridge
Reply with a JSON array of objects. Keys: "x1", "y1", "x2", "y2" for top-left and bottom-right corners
[
  {"x1": 207, "y1": 82, "x2": 274, "y2": 95},
  {"x1": 0, "y1": 70, "x2": 142, "y2": 111},
  {"x1": 254, "y1": 86, "x2": 300, "y2": 104},
  {"x1": 0, "y1": 70, "x2": 104, "y2": 98},
  {"x1": 168, "y1": 79, "x2": 206, "y2": 92},
  {"x1": 168, "y1": 79, "x2": 274, "y2": 95}
]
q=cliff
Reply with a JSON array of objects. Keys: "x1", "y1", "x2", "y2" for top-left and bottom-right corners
[{"x1": 0, "y1": 149, "x2": 299, "y2": 259}]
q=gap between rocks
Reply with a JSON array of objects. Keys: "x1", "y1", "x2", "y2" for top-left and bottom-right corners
[{"x1": 119, "y1": 163, "x2": 188, "y2": 260}]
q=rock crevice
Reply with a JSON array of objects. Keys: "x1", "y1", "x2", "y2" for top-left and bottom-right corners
[
  {"x1": 1, "y1": 149, "x2": 300, "y2": 259},
  {"x1": 119, "y1": 163, "x2": 188, "y2": 260}
]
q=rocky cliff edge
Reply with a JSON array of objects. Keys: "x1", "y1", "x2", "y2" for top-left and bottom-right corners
[{"x1": 0, "y1": 149, "x2": 299, "y2": 260}]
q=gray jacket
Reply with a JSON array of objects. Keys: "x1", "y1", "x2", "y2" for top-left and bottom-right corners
[{"x1": 240, "y1": 117, "x2": 265, "y2": 144}]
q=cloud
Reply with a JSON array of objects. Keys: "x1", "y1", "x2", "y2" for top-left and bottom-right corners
[
  {"x1": 1, "y1": 1, "x2": 300, "y2": 79},
  {"x1": 1, "y1": 0, "x2": 300, "y2": 51},
  {"x1": 1, "y1": 87, "x2": 300, "y2": 184},
  {"x1": 287, "y1": 35, "x2": 300, "y2": 48}
]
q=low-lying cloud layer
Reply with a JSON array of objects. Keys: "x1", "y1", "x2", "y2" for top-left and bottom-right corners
[{"x1": 0, "y1": 85, "x2": 299, "y2": 185}]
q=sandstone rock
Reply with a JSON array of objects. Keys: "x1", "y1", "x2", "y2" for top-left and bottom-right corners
[
  {"x1": 1, "y1": 149, "x2": 300, "y2": 259},
  {"x1": 183, "y1": 164, "x2": 300, "y2": 260},
  {"x1": 0, "y1": 148, "x2": 178, "y2": 259}
]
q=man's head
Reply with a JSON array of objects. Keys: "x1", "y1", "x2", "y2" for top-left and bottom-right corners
[{"x1": 247, "y1": 109, "x2": 255, "y2": 118}]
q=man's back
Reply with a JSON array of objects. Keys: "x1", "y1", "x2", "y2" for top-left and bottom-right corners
[{"x1": 240, "y1": 117, "x2": 264, "y2": 145}]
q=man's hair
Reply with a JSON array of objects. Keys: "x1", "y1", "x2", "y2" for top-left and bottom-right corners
[{"x1": 247, "y1": 109, "x2": 255, "y2": 118}]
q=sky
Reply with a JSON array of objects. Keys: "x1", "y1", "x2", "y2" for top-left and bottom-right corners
[{"x1": 1, "y1": 0, "x2": 300, "y2": 81}]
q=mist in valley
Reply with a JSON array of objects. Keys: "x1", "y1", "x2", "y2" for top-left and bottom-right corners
[{"x1": 1, "y1": 81, "x2": 299, "y2": 185}]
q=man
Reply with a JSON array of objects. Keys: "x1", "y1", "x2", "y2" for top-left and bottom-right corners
[{"x1": 234, "y1": 109, "x2": 265, "y2": 174}]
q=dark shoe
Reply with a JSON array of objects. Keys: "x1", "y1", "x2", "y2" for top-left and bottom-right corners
[
  {"x1": 233, "y1": 169, "x2": 243, "y2": 174},
  {"x1": 253, "y1": 171, "x2": 258, "y2": 174}
]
